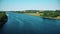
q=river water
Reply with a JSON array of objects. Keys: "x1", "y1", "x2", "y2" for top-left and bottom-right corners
[{"x1": 0, "y1": 12, "x2": 60, "y2": 34}]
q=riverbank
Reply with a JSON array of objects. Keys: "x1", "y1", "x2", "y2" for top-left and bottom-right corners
[
  {"x1": 42, "y1": 16, "x2": 60, "y2": 20},
  {"x1": 0, "y1": 12, "x2": 8, "y2": 28},
  {"x1": 24, "y1": 13, "x2": 40, "y2": 16},
  {"x1": 23, "y1": 13, "x2": 60, "y2": 20}
]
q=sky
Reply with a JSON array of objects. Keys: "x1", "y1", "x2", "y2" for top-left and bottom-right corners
[{"x1": 0, "y1": 0, "x2": 60, "y2": 11}]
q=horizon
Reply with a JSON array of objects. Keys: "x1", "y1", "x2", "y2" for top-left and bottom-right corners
[{"x1": 0, "y1": 0, "x2": 60, "y2": 11}]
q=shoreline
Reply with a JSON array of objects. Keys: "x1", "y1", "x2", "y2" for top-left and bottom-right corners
[{"x1": 42, "y1": 17, "x2": 60, "y2": 20}]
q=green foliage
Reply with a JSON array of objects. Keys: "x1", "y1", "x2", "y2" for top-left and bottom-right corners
[
  {"x1": 13, "y1": 10, "x2": 40, "y2": 13},
  {"x1": 24, "y1": 10, "x2": 40, "y2": 13},
  {"x1": 11, "y1": 10, "x2": 60, "y2": 18},
  {"x1": 41, "y1": 10, "x2": 60, "y2": 17},
  {"x1": 0, "y1": 12, "x2": 6, "y2": 20}
]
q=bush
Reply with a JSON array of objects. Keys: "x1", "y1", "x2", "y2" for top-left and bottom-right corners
[
  {"x1": 41, "y1": 11, "x2": 60, "y2": 18},
  {"x1": 0, "y1": 12, "x2": 7, "y2": 28},
  {"x1": 0, "y1": 12, "x2": 6, "y2": 19}
]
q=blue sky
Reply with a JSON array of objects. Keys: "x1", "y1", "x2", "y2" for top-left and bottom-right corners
[{"x1": 0, "y1": 0, "x2": 60, "y2": 11}]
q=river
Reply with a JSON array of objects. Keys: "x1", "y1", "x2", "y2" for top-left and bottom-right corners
[{"x1": 0, "y1": 12, "x2": 60, "y2": 34}]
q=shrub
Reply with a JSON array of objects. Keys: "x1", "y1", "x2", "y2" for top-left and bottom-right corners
[
  {"x1": 0, "y1": 11, "x2": 7, "y2": 28},
  {"x1": 41, "y1": 11, "x2": 60, "y2": 18}
]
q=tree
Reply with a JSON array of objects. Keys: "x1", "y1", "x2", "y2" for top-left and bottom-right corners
[{"x1": 0, "y1": 11, "x2": 7, "y2": 28}]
